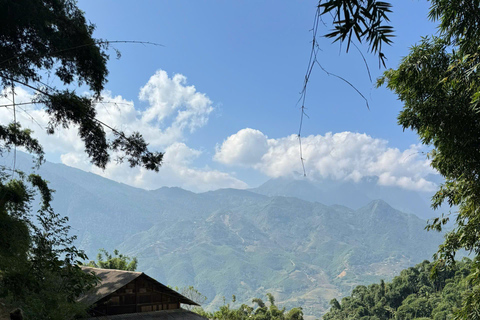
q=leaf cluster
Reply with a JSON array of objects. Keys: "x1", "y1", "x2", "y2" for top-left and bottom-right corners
[
  {"x1": 0, "y1": 0, "x2": 107, "y2": 94},
  {"x1": 0, "y1": 122, "x2": 44, "y2": 167},
  {"x1": 319, "y1": 0, "x2": 394, "y2": 66}
]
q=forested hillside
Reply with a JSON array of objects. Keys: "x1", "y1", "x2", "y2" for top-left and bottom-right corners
[
  {"x1": 323, "y1": 259, "x2": 472, "y2": 320},
  {"x1": 198, "y1": 259, "x2": 472, "y2": 320}
]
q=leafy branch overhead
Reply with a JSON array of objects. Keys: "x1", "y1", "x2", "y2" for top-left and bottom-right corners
[
  {"x1": 0, "y1": 0, "x2": 163, "y2": 171},
  {"x1": 319, "y1": 0, "x2": 395, "y2": 67}
]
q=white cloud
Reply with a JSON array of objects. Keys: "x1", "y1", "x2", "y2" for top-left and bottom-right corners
[
  {"x1": 163, "y1": 142, "x2": 202, "y2": 166},
  {"x1": 60, "y1": 142, "x2": 247, "y2": 192},
  {"x1": 214, "y1": 129, "x2": 437, "y2": 191},
  {"x1": 95, "y1": 70, "x2": 213, "y2": 147},
  {"x1": 0, "y1": 71, "x2": 245, "y2": 192},
  {"x1": 139, "y1": 70, "x2": 213, "y2": 136},
  {"x1": 214, "y1": 128, "x2": 269, "y2": 165}
]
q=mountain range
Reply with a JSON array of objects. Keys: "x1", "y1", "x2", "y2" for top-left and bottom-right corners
[
  {"x1": 1, "y1": 152, "x2": 445, "y2": 318},
  {"x1": 251, "y1": 175, "x2": 438, "y2": 220}
]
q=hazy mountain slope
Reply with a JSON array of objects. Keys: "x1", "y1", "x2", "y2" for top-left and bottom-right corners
[
  {"x1": 3, "y1": 153, "x2": 167, "y2": 253},
  {"x1": 1, "y1": 152, "x2": 444, "y2": 318},
  {"x1": 251, "y1": 177, "x2": 435, "y2": 219},
  {"x1": 118, "y1": 194, "x2": 442, "y2": 317}
]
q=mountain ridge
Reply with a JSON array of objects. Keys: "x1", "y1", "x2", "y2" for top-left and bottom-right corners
[{"x1": 251, "y1": 176, "x2": 436, "y2": 220}]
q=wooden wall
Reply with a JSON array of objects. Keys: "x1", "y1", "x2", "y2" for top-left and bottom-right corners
[{"x1": 90, "y1": 275, "x2": 181, "y2": 316}]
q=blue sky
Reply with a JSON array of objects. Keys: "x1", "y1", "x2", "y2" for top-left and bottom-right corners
[
  {"x1": 0, "y1": 1, "x2": 442, "y2": 192},
  {"x1": 77, "y1": 0, "x2": 435, "y2": 144}
]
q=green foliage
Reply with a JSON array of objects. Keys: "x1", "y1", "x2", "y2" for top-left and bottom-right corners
[
  {"x1": 0, "y1": 0, "x2": 107, "y2": 93},
  {"x1": 87, "y1": 248, "x2": 138, "y2": 271},
  {"x1": 0, "y1": 123, "x2": 44, "y2": 166},
  {"x1": 0, "y1": 0, "x2": 163, "y2": 171},
  {"x1": 318, "y1": 0, "x2": 395, "y2": 66},
  {"x1": 196, "y1": 294, "x2": 303, "y2": 320},
  {"x1": 0, "y1": 170, "x2": 98, "y2": 319},
  {"x1": 323, "y1": 259, "x2": 472, "y2": 320},
  {"x1": 376, "y1": 1, "x2": 480, "y2": 317}
]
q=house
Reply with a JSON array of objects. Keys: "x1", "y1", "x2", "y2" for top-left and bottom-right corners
[{"x1": 79, "y1": 267, "x2": 206, "y2": 319}]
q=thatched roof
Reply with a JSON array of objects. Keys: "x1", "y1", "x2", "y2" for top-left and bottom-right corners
[
  {"x1": 79, "y1": 267, "x2": 199, "y2": 307},
  {"x1": 86, "y1": 309, "x2": 206, "y2": 320}
]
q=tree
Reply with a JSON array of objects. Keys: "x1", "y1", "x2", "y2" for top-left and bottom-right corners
[
  {"x1": 323, "y1": 260, "x2": 469, "y2": 320},
  {"x1": 0, "y1": 171, "x2": 99, "y2": 319},
  {"x1": 318, "y1": 1, "x2": 480, "y2": 318},
  {"x1": 0, "y1": 0, "x2": 163, "y2": 318},
  {"x1": 374, "y1": 1, "x2": 480, "y2": 318},
  {"x1": 0, "y1": 0, "x2": 163, "y2": 170},
  {"x1": 176, "y1": 286, "x2": 208, "y2": 311},
  {"x1": 86, "y1": 249, "x2": 138, "y2": 271}
]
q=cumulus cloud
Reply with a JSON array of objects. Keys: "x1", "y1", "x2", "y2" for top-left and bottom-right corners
[
  {"x1": 0, "y1": 70, "x2": 214, "y2": 152},
  {"x1": 0, "y1": 71, "x2": 245, "y2": 192},
  {"x1": 215, "y1": 129, "x2": 437, "y2": 191},
  {"x1": 214, "y1": 128, "x2": 269, "y2": 165},
  {"x1": 139, "y1": 70, "x2": 213, "y2": 136}
]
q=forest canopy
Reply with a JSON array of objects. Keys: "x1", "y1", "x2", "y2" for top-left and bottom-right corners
[{"x1": 323, "y1": 259, "x2": 472, "y2": 320}]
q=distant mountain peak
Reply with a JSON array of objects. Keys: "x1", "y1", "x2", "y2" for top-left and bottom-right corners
[
  {"x1": 362, "y1": 199, "x2": 394, "y2": 213},
  {"x1": 152, "y1": 186, "x2": 194, "y2": 193},
  {"x1": 357, "y1": 199, "x2": 403, "y2": 222},
  {"x1": 369, "y1": 199, "x2": 393, "y2": 209}
]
